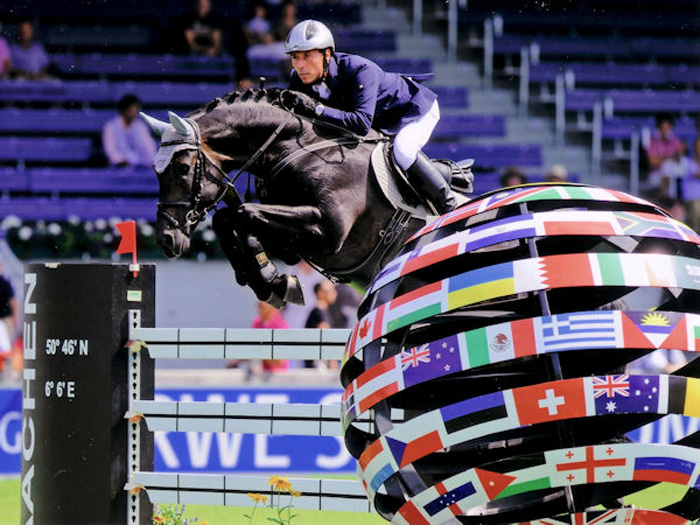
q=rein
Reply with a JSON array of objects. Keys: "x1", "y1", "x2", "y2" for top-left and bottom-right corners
[
  {"x1": 157, "y1": 118, "x2": 286, "y2": 234},
  {"x1": 157, "y1": 90, "x2": 388, "y2": 235}
]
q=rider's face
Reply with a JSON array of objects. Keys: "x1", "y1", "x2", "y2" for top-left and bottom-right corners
[{"x1": 289, "y1": 50, "x2": 325, "y2": 84}]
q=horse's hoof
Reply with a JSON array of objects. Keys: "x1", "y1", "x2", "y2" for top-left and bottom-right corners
[
  {"x1": 283, "y1": 274, "x2": 305, "y2": 306},
  {"x1": 266, "y1": 292, "x2": 287, "y2": 310}
]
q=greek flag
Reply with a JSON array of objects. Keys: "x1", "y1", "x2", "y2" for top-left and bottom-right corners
[{"x1": 538, "y1": 311, "x2": 619, "y2": 352}]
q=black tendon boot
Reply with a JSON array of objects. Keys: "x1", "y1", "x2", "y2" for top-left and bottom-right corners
[{"x1": 406, "y1": 152, "x2": 457, "y2": 214}]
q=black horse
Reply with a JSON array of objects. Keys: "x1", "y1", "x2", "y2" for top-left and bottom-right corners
[{"x1": 141, "y1": 88, "x2": 472, "y2": 307}]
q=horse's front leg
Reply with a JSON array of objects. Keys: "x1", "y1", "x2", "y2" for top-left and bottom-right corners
[
  {"x1": 238, "y1": 203, "x2": 326, "y2": 248},
  {"x1": 212, "y1": 206, "x2": 310, "y2": 309},
  {"x1": 237, "y1": 202, "x2": 329, "y2": 305}
]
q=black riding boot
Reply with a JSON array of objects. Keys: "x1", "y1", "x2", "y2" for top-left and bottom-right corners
[{"x1": 406, "y1": 152, "x2": 457, "y2": 214}]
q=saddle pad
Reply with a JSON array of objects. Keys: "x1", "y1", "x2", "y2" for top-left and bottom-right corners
[
  {"x1": 370, "y1": 143, "x2": 469, "y2": 216},
  {"x1": 370, "y1": 142, "x2": 432, "y2": 218}
]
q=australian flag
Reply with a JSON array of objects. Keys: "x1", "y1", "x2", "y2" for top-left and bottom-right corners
[
  {"x1": 594, "y1": 375, "x2": 660, "y2": 415},
  {"x1": 402, "y1": 334, "x2": 463, "y2": 388}
]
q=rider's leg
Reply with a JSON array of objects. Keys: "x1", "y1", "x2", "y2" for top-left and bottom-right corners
[{"x1": 393, "y1": 100, "x2": 456, "y2": 214}]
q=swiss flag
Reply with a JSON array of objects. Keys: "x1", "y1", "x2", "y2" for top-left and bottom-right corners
[{"x1": 513, "y1": 378, "x2": 587, "y2": 425}]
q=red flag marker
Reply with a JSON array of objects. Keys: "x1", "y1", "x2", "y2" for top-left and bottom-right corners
[{"x1": 116, "y1": 221, "x2": 139, "y2": 277}]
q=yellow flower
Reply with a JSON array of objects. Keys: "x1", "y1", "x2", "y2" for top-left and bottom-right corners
[
  {"x1": 276, "y1": 479, "x2": 292, "y2": 492},
  {"x1": 247, "y1": 492, "x2": 268, "y2": 504},
  {"x1": 290, "y1": 490, "x2": 302, "y2": 498},
  {"x1": 269, "y1": 475, "x2": 283, "y2": 487}
]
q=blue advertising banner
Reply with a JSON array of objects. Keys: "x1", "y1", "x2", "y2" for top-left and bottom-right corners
[
  {"x1": 1, "y1": 387, "x2": 697, "y2": 475},
  {"x1": 153, "y1": 387, "x2": 354, "y2": 473},
  {"x1": 0, "y1": 389, "x2": 22, "y2": 474}
]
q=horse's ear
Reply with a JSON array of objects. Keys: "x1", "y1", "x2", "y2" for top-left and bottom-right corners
[
  {"x1": 140, "y1": 112, "x2": 168, "y2": 137},
  {"x1": 168, "y1": 111, "x2": 194, "y2": 137}
]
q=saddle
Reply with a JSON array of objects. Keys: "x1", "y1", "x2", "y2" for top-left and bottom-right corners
[{"x1": 371, "y1": 142, "x2": 473, "y2": 218}]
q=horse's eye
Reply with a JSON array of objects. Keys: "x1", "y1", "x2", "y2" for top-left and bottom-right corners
[{"x1": 174, "y1": 162, "x2": 190, "y2": 176}]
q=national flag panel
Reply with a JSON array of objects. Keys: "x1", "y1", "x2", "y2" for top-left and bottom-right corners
[
  {"x1": 424, "y1": 480, "x2": 475, "y2": 516},
  {"x1": 633, "y1": 456, "x2": 695, "y2": 485},
  {"x1": 441, "y1": 390, "x2": 508, "y2": 434},
  {"x1": 448, "y1": 261, "x2": 516, "y2": 310},
  {"x1": 549, "y1": 445, "x2": 629, "y2": 486},
  {"x1": 536, "y1": 311, "x2": 620, "y2": 353},
  {"x1": 402, "y1": 333, "x2": 463, "y2": 388},
  {"x1": 593, "y1": 375, "x2": 662, "y2": 415},
  {"x1": 513, "y1": 379, "x2": 587, "y2": 425}
]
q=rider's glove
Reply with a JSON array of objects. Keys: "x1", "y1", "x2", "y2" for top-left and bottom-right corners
[{"x1": 282, "y1": 91, "x2": 320, "y2": 118}]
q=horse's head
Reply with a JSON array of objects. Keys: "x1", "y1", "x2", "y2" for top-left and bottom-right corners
[{"x1": 141, "y1": 111, "x2": 231, "y2": 258}]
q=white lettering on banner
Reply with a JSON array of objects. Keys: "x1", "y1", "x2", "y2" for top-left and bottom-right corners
[
  {"x1": 254, "y1": 394, "x2": 291, "y2": 468},
  {"x1": 23, "y1": 274, "x2": 36, "y2": 315},
  {"x1": 21, "y1": 464, "x2": 33, "y2": 513},
  {"x1": 187, "y1": 432, "x2": 215, "y2": 468},
  {"x1": 316, "y1": 437, "x2": 353, "y2": 469},
  {"x1": 217, "y1": 432, "x2": 244, "y2": 468},
  {"x1": 21, "y1": 272, "x2": 37, "y2": 525},
  {"x1": 22, "y1": 370, "x2": 35, "y2": 411},
  {"x1": 0, "y1": 411, "x2": 21, "y2": 454},
  {"x1": 22, "y1": 417, "x2": 35, "y2": 461}
]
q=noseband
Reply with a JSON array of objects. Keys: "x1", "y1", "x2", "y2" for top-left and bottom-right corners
[{"x1": 157, "y1": 118, "x2": 287, "y2": 235}]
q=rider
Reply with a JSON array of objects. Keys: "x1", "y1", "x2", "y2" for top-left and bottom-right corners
[{"x1": 282, "y1": 19, "x2": 462, "y2": 214}]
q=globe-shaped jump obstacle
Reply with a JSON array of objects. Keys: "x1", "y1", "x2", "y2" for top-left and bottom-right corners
[{"x1": 340, "y1": 184, "x2": 700, "y2": 525}]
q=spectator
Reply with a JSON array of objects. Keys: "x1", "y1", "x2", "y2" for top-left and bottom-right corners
[
  {"x1": 253, "y1": 300, "x2": 289, "y2": 374},
  {"x1": 10, "y1": 19, "x2": 49, "y2": 81},
  {"x1": 273, "y1": 0, "x2": 298, "y2": 42},
  {"x1": 499, "y1": 166, "x2": 528, "y2": 188},
  {"x1": 102, "y1": 94, "x2": 157, "y2": 167},
  {"x1": 545, "y1": 163, "x2": 568, "y2": 183},
  {"x1": 328, "y1": 283, "x2": 361, "y2": 329},
  {"x1": 0, "y1": 21, "x2": 12, "y2": 80},
  {"x1": 304, "y1": 280, "x2": 338, "y2": 369},
  {"x1": 685, "y1": 137, "x2": 700, "y2": 231},
  {"x1": 245, "y1": 1, "x2": 274, "y2": 47},
  {"x1": 646, "y1": 113, "x2": 687, "y2": 198},
  {"x1": 0, "y1": 258, "x2": 18, "y2": 377},
  {"x1": 182, "y1": 0, "x2": 224, "y2": 57},
  {"x1": 245, "y1": 1, "x2": 287, "y2": 61}
]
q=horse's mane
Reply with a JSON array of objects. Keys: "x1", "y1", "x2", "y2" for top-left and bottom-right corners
[{"x1": 187, "y1": 87, "x2": 286, "y2": 119}]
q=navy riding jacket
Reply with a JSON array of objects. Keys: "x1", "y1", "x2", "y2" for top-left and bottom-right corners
[{"x1": 288, "y1": 52, "x2": 437, "y2": 136}]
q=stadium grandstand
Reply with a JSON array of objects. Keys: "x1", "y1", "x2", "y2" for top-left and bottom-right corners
[{"x1": 0, "y1": 0, "x2": 698, "y2": 256}]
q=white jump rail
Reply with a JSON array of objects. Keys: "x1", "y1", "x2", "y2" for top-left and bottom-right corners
[
  {"x1": 127, "y1": 327, "x2": 376, "y2": 515},
  {"x1": 132, "y1": 472, "x2": 374, "y2": 513},
  {"x1": 131, "y1": 327, "x2": 351, "y2": 361}
]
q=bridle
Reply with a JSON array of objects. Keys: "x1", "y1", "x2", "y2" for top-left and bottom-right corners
[
  {"x1": 157, "y1": 90, "x2": 386, "y2": 235},
  {"x1": 156, "y1": 117, "x2": 287, "y2": 235}
]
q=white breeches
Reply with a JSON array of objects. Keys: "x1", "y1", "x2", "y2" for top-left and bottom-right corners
[{"x1": 392, "y1": 100, "x2": 440, "y2": 170}]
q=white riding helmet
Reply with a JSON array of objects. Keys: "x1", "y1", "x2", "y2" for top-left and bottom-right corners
[{"x1": 285, "y1": 20, "x2": 335, "y2": 54}]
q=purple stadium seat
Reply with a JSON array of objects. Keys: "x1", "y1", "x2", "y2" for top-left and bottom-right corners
[
  {"x1": 565, "y1": 90, "x2": 605, "y2": 111},
  {"x1": 374, "y1": 57, "x2": 433, "y2": 75},
  {"x1": 0, "y1": 137, "x2": 93, "y2": 163},
  {"x1": 0, "y1": 108, "x2": 113, "y2": 133},
  {"x1": 424, "y1": 143, "x2": 542, "y2": 168},
  {"x1": 0, "y1": 168, "x2": 30, "y2": 192},
  {"x1": 432, "y1": 86, "x2": 469, "y2": 108},
  {"x1": 27, "y1": 167, "x2": 157, "y2": 194},
  {"x1": 606, "y1": 89, "x2": 700, "y2": 113},
  {"x1": 0, "y1": 197, "x2": 156, "y2": 221},
  {"x1": 432, "y1": 115, "x2": 506, "y2": 140},
  {"x1": 335, "y1": 30, "x2": 396, "y2": 53}
]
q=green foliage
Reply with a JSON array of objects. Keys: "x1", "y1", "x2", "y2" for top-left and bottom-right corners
[
  {"x1": 153, "y1": 504, "x2": 205, "y2": 525},
  {"x1": 2, "y1": 216, "x2": 223, "y2": 261}
]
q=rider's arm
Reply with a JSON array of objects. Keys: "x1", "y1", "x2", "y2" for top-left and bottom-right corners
[{"x1": 319, "y1": 65, "x2": 378, "y2": 136}]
